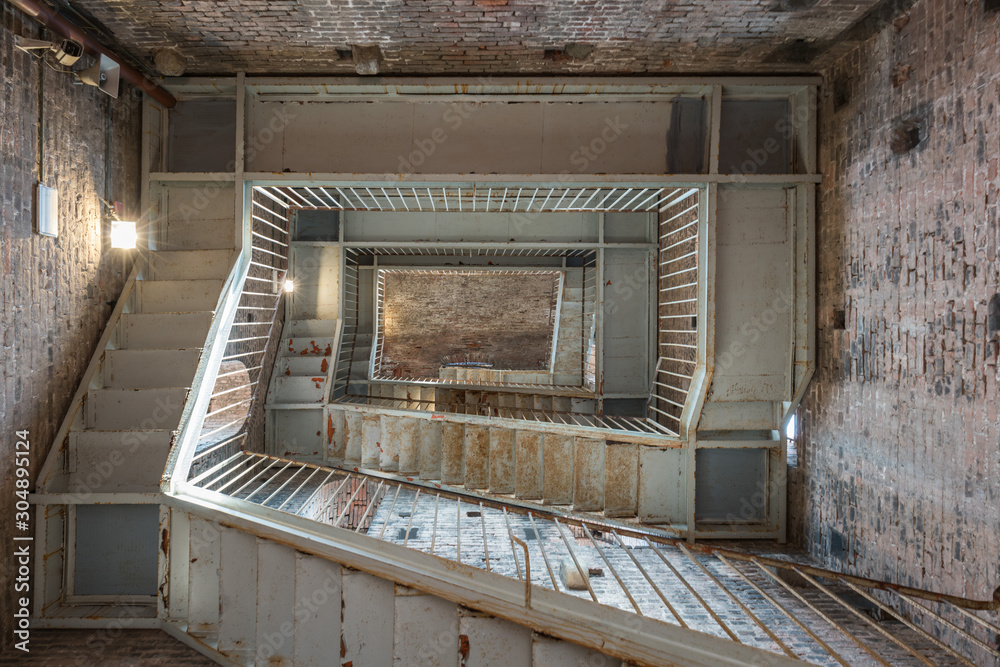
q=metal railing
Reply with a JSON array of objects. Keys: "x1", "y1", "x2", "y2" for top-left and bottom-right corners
[
  {"x1": 253, "y1": 184, "x2": 694, "y2": 215},
  {"x1": 188, "y1": 452, "x2": 1000, "y2": 667},
  {"x1": 183, "y1": 186, "x2": 289, "y2": 481},
  {"x1": 336, "y1": 393, "x2": 680, "y2": 438},
  {"x1": 650, "y1": 188, "x2": 701, "y2": 434}
]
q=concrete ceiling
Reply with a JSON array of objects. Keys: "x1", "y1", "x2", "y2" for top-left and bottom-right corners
[{"x1": 61, "y1": 0, "x2": 905, "y2": 76}]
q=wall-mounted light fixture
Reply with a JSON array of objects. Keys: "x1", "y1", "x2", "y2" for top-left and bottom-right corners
[
  {"x1": 284, "y1": 279, "x2": 295, "y2": 293},
  {"x1": 37, "y1": 184, "x2": 58, "y2": 237},
  {"x1": 110, "y1": 219, "x2": 137, "y2": 249}
]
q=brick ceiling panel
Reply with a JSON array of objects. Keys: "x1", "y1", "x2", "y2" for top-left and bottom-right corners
[{"x1": 63, "y1": 0, "x2": 890, "y2": 75}]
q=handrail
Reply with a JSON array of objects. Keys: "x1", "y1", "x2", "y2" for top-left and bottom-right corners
[
  {"x1": 161, "y1": 250, "x2": 250, "y2": 493},
  {"x1": 324, "y1": 319, "x2": 344, "y2": 403},
  {"x1": 36, "y1": 261, "x2": 141, "y2": 493},
  {"x1": 174, "y1": 452, "x2": 999, "y2": 666}
]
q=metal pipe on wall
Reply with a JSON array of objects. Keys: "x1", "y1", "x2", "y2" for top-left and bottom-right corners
[{"x1": 7, "y1": 0, "x2": 177, "y2": 108}]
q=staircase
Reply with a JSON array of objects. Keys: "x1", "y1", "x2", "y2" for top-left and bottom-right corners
[
  {"x1": 265, "y1": 319, "x2": 337, "y2": 459},
  {"x1": 69, "y1": 249, "x2": 233, "y2": 495},
  {"x1": 165, "y1": 504, "x2": 630, "y2": 666},
  {"x1": 323, "y1": 409, "x2": 685, "y2": 526},
  {"x1": 176, "y1": 453, "x2": 1000, "y2": 667}
]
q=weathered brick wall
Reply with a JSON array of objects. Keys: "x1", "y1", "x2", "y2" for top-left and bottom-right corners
[
  {"x1": 381, "y1": 271, "x2": 558, "y2": 377},
  {"x1": 0, "y1": 4, "x2": 141, "y2": 651},
  {"x1": 64, "y1": 0, "x2": 888, "y2": 75},
  {"x1": 791, "y1": 0, "x2": 1000, "y2": 602}
]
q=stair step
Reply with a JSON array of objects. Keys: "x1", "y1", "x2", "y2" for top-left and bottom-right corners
[
  {"x1": 68, "y1": 430, "x2": 173, "y2": 492},
  {"x1": 270, "y1": 376, "x2": 326, "y2": 403},
  {"x1": 276, "y1": 356, "x2": 329, "y2": 376},
  {"x1": 103, "y1": 349, "x2": 201, "y2": 388},
  {"x1": 137, "y1": 280, "x2": 223, "y2": 314},
  {"x1": 147, "y1": 249, "x2": 233, "y2": 281},
  {"x1": 288, "y1": 319, "x2": 337, "y2": 336},
  {"x1": 85, "y1": 388, "x2": 187, "y2": 429},
  {"x1": 120, "y1": 312, "x2": 213, "y2": 349},
  {"x1": 283, "y1": 337, "x2": 334, "y2": 357},
  {"x1": 489, "y1": 428, "x2": 516, "y2": 494},
  {"x1": 164, "y1": 215, "x2": 235, "y2": 250}
]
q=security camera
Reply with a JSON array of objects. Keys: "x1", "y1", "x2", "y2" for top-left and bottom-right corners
[{"x1": 13, "y1": 37, "x2": 84, "y2": 66}]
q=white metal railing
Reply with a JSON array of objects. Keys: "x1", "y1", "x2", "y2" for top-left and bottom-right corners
[
  {"x1": 185, "y1": 452, "x2": 1000, "y2": 667},
  {"x1": 649, "y1": 188, "x2": 701, "y2": 435},
  {"x1": 255, "y1": 184, "x2": 690, "y2": 215},
  {"x1": 165, "y1": 186, "x2": 290, "y2": 490}
]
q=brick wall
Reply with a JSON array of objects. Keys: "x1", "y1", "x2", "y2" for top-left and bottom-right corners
[
  {"x1": 791, "y1": 0, "x2": 1000, "y2": 602},
  {"x1": 62, "y1": 0, "x2": 888, "y2": 75},
  {"x1": 381, "y1": 271, "x2": 559, "y2": 377},
  {"x1": 0, "y1": 4, "x2": 142, "y2": 651}
]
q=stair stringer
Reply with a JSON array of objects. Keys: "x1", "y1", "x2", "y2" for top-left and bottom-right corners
[{"x1": 161, "y1": 487, "x2": 804, "y2": 667}]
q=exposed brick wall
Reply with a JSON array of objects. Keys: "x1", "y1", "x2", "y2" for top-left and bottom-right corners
[
  {"x1": 62, "y1": 0, "x2": 889, "y2": 75},
  {"x1": 380, "y1": 271, "x2": 558, "y2": 377},
  {"x1": 791, "y1": 0, "x2": 1000, "y2": 604},
  {"x1": 0, "y1": 5, "x2": 142, "y2": 651}
]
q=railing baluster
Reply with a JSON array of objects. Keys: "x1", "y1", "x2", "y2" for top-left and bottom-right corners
[
  {"x1": 553, "y1": 518, "x2": 598, "y2": 602},
  {"x1": 502, "y1": 508, "x2": 523, "y2": 581},
  {"x1": 402, "y1": 490, "x2": 421, "y2": 547},
  {"x1": 715, "y1": 554, "x2": 848, "y2": 666},
  {"x1": 644, "y1": 538, "x2": 740, "y2": 642},
  {"x1": 752, "y1": 560, "x2": 892, "y2": 667},
  {"x1": 351, "y1": 480, "x2": 384, "y2": 529},
  {"x1": 581, "y1": 525, "x2": 642, "y2": 615},
  {"x1": 793, "y1": 566, "x2": 936, "y2": 666},
  {"x1": 678, "y1": 545, "x2": 795, "y2": 658},
  {"x1": 479, "y1": 502, "x2": 491, "y2": 573}
]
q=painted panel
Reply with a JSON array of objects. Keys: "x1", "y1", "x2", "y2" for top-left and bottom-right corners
[
  {"x1": 256, "y1": 540, "x2": 297, "y2": 665},
  {"x1": 514, "y1": 430, "x2": 543, "y2": 500},
  {"x1": 218, "y1": 528, "x2": 257, "y2": 655},
  {"x1": 637, "y1": 446, "x2": 686, "y2": 524},
  {"x1": 604, "y1": 443, "x2": 638, "y2": 517},
  {"x1": 695, "y1": 448, "x2": 769, "y2": 522},
  {"x1": 291, "y1": 245, "x2": 340, "y2": 321},
  {"x1": 73, "y1": 504, "x2": 158, "y2": 596},
  {"x1": 459, "y1": 612, "x2": 532, "y2": 667},
  {"x1": 532, "y1": 634, "x2": 619, "y2": 667},
  {"x1": 393, "y1": 592, "x2": 460, "y2": 667},
  {"x1": 603, "y1": 248, "x2": 652, "y2": 395},
  {"x1": 573, "y1": 438, "x2": 605, "y2": 511},
  {"x1": 342, "y1": 571, "x2": 395, "y2": 666},
  {"x1": 713, "y1": 187, "x2": 791, "y2": 402},
  {"x1": 541, "y1": 101, "x2": 670, "y2": 174},
  {"x1": 543, "y1": 434, "x2": 574, "y2": 504},
  {"x1": 293, "y1": 554, "x2": 342, "y2": 667},
  {"x1": 248, "y1": 99, "x2": 672, "y2": 175},
  {"x1": 344, "y1": 211, "x2": 597, "y2": 244}
]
